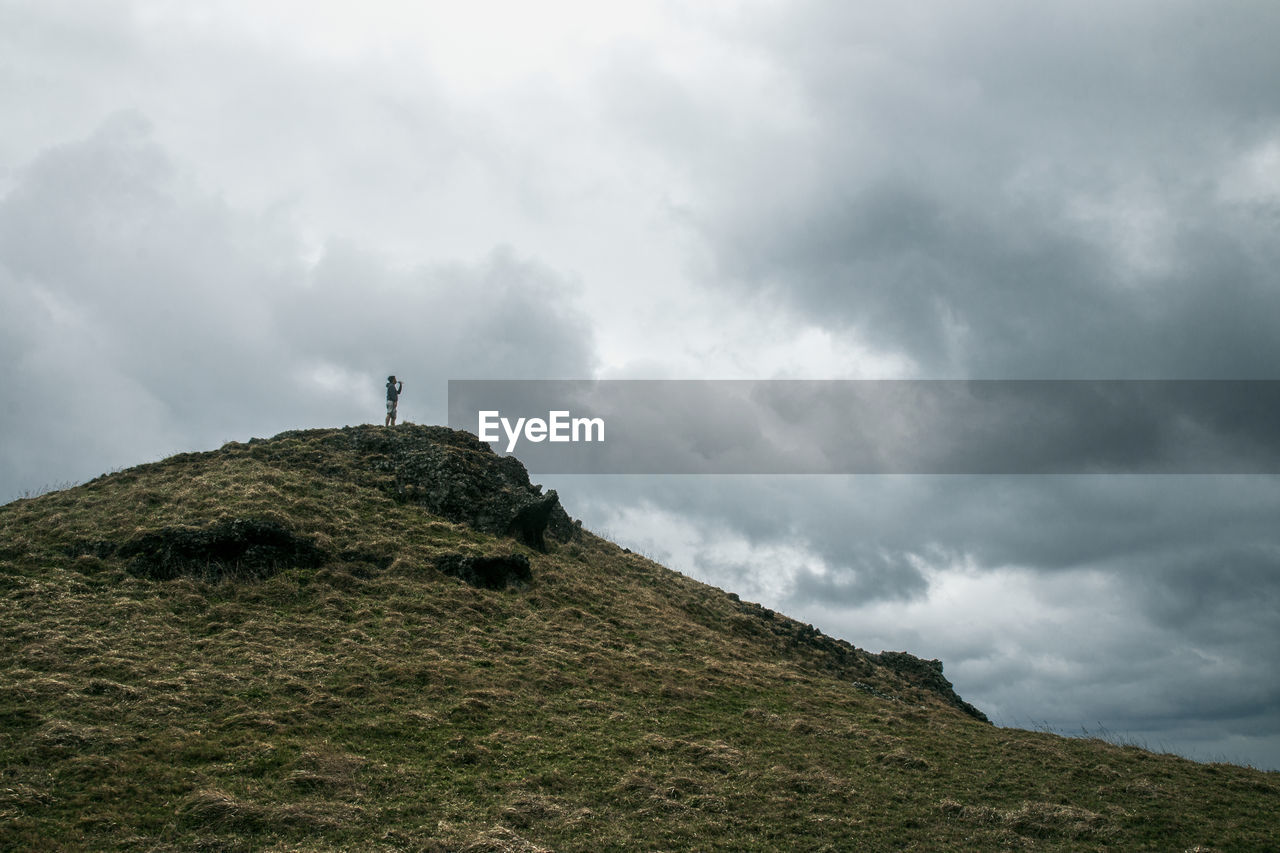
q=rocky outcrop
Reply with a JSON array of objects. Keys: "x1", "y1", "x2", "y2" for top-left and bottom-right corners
[
  {"x1": 263, "y1": 425, "x2": 580, "y2": 552},
  {"x1": 105, "y1": 518, "x2": 326, "y2": 582},
  {"x1": 380, "y1": 440, "x2": 571, "y2": 551},
  {"x1": 872, "y1": 651, "x2": 988, "y2": 722},
  {"x1": 715, "y1": 596, "x2": 989, "y2": 722},
  {"x1": 434, "y1": 553, "x2": 532, "y2": 590}
]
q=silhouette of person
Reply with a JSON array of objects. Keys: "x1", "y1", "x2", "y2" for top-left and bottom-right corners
[{"x1": 385, "y1": 376, "x2": 404, "y2": 426}]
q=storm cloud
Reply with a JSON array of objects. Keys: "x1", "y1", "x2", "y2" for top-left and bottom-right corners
[{"x1": 668, "y1": 0, "x2": 1280, "y2": 378}]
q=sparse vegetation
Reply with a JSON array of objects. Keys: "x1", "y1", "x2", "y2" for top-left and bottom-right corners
[{"x1": 1, "y1": 425, "x2": 1276, "y2": 851}]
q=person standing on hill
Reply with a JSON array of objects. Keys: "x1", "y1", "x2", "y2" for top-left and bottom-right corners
[{"x1": 385, "y1": 375, "x2": 404, "y2": 426}]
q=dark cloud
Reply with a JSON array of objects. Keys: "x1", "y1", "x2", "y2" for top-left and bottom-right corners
[
  {"x1": 606, "y1": 1, "x2": 1280, "y2": 378},
  {"x1": 788, "y1": 549, "x2": 928, "y2": 604},
  {"x1": 712, "y1": 167, "x2": 1280, "y2": 379}
]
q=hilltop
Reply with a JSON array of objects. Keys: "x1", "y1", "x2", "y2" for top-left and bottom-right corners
[{"x1": 1, "y1": 424, "x2": 1276, "y2": 851}]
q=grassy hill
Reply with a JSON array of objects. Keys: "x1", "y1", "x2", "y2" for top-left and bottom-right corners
[{"x1": 1, "y1": 424, "x2": 1276, "y2": 851}]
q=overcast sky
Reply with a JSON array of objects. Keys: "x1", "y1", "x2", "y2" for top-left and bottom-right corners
[{"x1": 3, "y1": 0, "x2": 1279, "y2": 770}]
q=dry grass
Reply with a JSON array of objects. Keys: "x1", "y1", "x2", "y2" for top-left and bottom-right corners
[{"x1": 1, "y1": 425, "x2": 1277, "y2": 851}]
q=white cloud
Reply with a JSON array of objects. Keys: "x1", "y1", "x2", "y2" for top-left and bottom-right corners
[{"x1": 0, "y1": 113, "x2": 597, "y2": 496}]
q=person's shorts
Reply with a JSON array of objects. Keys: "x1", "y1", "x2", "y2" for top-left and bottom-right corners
[{"x1": 387, "y1": 400, "x2": 397, "y2": 414}]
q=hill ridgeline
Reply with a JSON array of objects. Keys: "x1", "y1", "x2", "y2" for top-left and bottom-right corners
[{"x1": 0, "y1": 424, "x2": 1275, "y2": 851}]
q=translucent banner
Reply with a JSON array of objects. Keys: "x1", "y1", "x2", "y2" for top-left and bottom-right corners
[{"x1": 447, "y1": 380, "x2": 1280, "y2": 474}]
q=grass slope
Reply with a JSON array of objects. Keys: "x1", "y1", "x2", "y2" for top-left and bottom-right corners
[{"x1": 1, "y1": 425, "x2": 1276, "y2": 851}]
